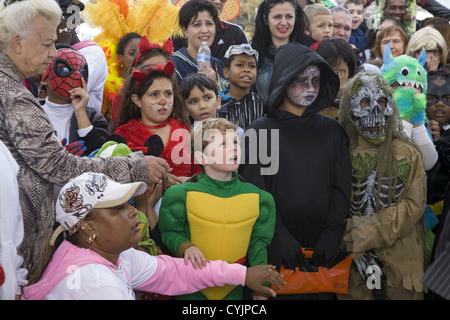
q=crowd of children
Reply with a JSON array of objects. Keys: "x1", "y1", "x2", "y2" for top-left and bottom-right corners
[{"x1": 1, "y1": 0, "x2": 450, "y2": 302}]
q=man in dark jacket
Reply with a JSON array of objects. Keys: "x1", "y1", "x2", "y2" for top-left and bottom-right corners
[
  {"x1": 363, "y1": 0, "x2": 450, "y2": 39},
  {"x1": 239, "y1": 43, "x2": 352, "y2": 300}
]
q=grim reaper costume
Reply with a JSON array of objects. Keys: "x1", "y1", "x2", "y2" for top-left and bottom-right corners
[
  {"x1": 338, "y1": 73, "x2": 427, "y2": 300},
  {"x1": 239, "y1": 43, "x2": 352, "y2": 299}
]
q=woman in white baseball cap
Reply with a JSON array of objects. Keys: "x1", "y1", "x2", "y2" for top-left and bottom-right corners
[{"x1": 21, "y1": 172, "x2": 285, "y2": 300}]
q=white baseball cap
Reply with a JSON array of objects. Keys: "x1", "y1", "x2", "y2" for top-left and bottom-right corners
[{"x1": 50, "y1": 172, "x2": 147, "y2": 245}]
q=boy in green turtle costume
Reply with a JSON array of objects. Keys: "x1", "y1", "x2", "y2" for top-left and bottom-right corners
[{"x1": 158, "y1": 118, "x2": 276, "y2": 300}]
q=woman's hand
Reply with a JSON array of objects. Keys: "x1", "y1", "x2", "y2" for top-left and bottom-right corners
[
  {"x1": 144, "y1": 156, "x2": 172, "y2": 183},
  {"x1": 164, "y1": 172, "x2": 184, "y2": 188},
  {"x1": 426, "y1": 52, "x2": 440, "y2": 71},
  {"x1": 148, "y1": 179, "x2": 163, "y2": 208},
  {"x1": 145, "y1": 180, "x2": 163, "y2": 230},
  {"x1": 245, "y1": 265, "x2": 286, "y2": 298}
]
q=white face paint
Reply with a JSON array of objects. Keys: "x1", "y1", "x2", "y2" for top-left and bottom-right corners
[
  {"x1": 286, "y1": 65, "x2": 320, "y2": 107},
  {"x1": 148, "y1": 102, "x2": 173, "y2": 112}
]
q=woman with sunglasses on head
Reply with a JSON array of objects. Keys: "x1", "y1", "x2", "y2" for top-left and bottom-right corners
[
  {"x1": 41, "y1": 45, "x2": 110, "y2": 157},
  {"x1": 405, "y1": 27, "x2": 448, "y2": 72}
]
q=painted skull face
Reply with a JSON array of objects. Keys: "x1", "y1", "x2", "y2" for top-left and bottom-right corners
[
  {"x1": 43, "y1": 48, "x2": 88, "y2": 98},
  {"x1": 350, "y1": 74, "x2": 393, "y2": 145}
]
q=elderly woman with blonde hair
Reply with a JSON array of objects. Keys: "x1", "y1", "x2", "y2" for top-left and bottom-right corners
[
  {"x1": 405, "y1": 27, "x2": 448, "y2": 71},
  {"x1": 0, "y1": 0, "x2": 171, "y2": 284}
]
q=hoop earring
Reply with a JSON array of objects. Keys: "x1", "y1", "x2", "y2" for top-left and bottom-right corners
[{"x1": 87, "y1": 234, "x2": 96, "y2": 244}]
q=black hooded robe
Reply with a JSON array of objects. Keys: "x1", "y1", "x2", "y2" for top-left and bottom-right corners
[{"x1": 239, "y1": 43, "x2": 352, "y2": 299}]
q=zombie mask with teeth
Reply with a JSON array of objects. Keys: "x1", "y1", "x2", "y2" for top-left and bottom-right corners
[
  {"x1": 350, "y1": 74, "x2": 394, "y2": 145},
  {"x1": 381, "y1": 44, "x2": 428, "y2": 125}
]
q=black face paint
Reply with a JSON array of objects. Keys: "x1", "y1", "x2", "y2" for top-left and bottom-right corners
[{"x1": 427, "y1": 78, "x2": 450, "y2": 107}]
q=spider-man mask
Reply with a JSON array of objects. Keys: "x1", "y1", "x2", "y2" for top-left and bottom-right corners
[{"x1": 42, "y1": 48, "x2": 88, "y2": 98}]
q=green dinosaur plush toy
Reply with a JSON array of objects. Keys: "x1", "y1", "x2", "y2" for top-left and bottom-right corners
[{"x1": 381, "y1": 43, "x2": 428, "y2": 125}]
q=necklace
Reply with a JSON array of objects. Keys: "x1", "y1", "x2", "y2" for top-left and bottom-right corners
[{"x1": 140, "y1": 117, "x2": 170, "y2": 129}]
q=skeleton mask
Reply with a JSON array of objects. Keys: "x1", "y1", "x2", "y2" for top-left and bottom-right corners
[
  {"x1": 42, "y1": 48, "x2": 88, "y2": 98},
  {"x1": 350, "y1": 74, "x2": 393, "y2": 145}
]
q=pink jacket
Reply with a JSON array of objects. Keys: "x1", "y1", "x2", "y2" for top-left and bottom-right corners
[{"x1": 22, "y1": 240, "x2": 247, "y2": 300}]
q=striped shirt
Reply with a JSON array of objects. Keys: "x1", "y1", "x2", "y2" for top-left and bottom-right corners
[{"x1": 218, "y1": 91, "x2": 265, "y2": 130}]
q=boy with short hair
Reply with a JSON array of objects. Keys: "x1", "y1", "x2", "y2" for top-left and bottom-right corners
[
  {"x1": 219, "y1": 44, "x2": 264, "y2": 130},
  {"x1": 344, "y1": 0, "x2": 366, "y2": 62},
  {"x1": 179, "y1": 73, "x2": 244, "y2": 136},
  {"x1": 179, "y1": 73, "x2": 222, "y2": 123},
  {"x1": 158, "y1": 118, "x2": 276, "y2": 300},
  {"x1": 303, "y1": 3, "x2": 334, "y2": 50}
]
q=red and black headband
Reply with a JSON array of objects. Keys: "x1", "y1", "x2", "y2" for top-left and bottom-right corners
[
  {"x1": 134, "y1": 36, "x2": 174, "y2": 67},
  {"x1": 132, "y1": 60, "x2": 175, "y2": 90}
]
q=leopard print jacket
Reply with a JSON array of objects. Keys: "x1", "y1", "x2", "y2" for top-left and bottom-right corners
[{"x1": 0, "y1": 52, "x2": 150, "y2": 279}]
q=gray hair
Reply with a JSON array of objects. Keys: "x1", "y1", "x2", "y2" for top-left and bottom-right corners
[
  {"x1": 331, "y1": 6, "x2": 351, "y2": 18},
  {"x1": 0, "y1": 0, "x2": 62, "y2": 51}
]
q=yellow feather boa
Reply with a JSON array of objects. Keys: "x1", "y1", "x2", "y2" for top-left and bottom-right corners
[{"x1": 82, "y1": 0, "x2": 182, "y2": 119}]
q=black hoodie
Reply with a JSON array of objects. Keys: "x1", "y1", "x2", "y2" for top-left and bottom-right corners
[{"x1": 239, "y1": 43, "x2": 352, "y2": 279}]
